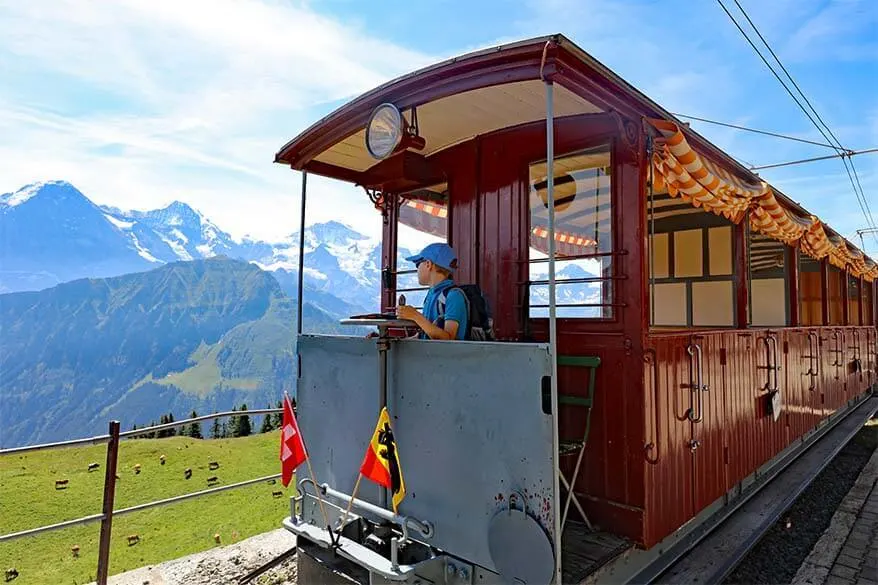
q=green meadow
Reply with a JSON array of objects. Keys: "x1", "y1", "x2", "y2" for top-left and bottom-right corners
[{"x1": 0, "y1": 432, "x2": 293, "y2": 584}]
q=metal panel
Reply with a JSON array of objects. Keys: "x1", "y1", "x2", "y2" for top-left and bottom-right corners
[
  {"x1": 296, "y1": 336, "x2": 383, "y2": 500},
  {"x1": 296, "y1": 335, "x2": 556, "y2": 574}
]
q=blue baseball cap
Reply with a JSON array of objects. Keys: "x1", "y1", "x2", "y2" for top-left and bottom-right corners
[{"x1": 406, "y1": 242, "x2": 458, "y2": 272}]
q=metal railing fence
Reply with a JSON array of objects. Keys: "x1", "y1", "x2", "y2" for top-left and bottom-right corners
[{"x1": 0, "y1": 408, "x2": 283, "y2": 585}]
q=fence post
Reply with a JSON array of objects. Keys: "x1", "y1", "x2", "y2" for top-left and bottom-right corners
[{"x1": 96, "y1": 421, "x2": 121, "y2": 585}]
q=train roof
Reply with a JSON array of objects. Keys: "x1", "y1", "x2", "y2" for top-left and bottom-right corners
[{"x1": 274, "y1": 33, "x2": 876, "y2": 280}]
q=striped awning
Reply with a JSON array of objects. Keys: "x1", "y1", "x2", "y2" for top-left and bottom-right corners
[
  {"x1": 398, "y1": 199, "x2": 447, "y2": 240},
  {"x1": 650, "y1": 118, "x2": 762, "y2": 222},
  {"x1": 748, "y1": 189, "x2": 811, "y2": 245},
  {"x1": 530, "y1": 225, "x2": 597, "y2": 257},
  {"x1": 647, "y1": 118, "x2": 877, "y2": 282}
]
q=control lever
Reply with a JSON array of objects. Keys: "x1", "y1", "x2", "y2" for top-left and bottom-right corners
[{"x1": 398, "y1": 294, "x2": 406, "y2": 307}]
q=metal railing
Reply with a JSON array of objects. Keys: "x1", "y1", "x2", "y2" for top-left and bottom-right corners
[{"x1": 0, "y1": 408, "x2": 283, "y2": 585}]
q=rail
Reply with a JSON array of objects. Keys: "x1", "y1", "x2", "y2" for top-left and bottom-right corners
[{"x1": 0, "y1": 408, "x2": 283, "y2": 585}]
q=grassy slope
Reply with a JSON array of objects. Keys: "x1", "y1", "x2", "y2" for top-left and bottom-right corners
[{"x1": 0, "y1": 432, "x2": 292, "y2": 584}]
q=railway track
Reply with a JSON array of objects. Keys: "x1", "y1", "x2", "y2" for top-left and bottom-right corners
[{"x1": 631, "y1": 394, "x2": 878, "y2": 585}]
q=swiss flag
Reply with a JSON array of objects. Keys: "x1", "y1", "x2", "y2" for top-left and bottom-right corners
[{"x1": 280, "y1": 394, "x2": 307, "y2": 487}]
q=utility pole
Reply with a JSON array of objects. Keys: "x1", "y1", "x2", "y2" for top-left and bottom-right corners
[{"x1": 856, "y1": 227, "x2": 878, "y2": 251}]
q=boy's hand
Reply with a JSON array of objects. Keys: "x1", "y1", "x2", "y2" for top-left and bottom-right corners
[{"x1": 396, "y1": 304, "x2": 419, "y2": 321}]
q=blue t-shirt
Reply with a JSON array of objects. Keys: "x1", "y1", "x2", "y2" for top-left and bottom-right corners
[{"x1": 422, "y1": 279, "x2": 468, "y2": 340}]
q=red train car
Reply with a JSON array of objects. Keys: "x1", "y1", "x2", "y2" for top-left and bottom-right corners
[{"x1": 276, "y1": 34, "x2": 877, "y2": 583}]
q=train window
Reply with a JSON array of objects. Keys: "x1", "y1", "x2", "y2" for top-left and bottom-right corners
[
  {"x1": 848, "y1": 274, "x2": 861, "y2": 326},
  {"x1": 395, "y1": 185, "x2": 448, "y2": 310},
  {"x1": 798, "y1": 254, "x2": 824, "y2": 326},
  {"x1": 527, "y1": 146, "x2": 613, "y2": 319},
  {"x1": 646, "y1": 201, "x2": 735, "y2": 328},
  {"x1": 748, "y1": 232, "x2": 790, "y2": 327},
  {"x1": 828, "y1": 266, "x2": 844, "y2": 325}
]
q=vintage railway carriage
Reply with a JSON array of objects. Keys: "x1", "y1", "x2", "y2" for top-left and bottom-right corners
[{"x1": 275, "y1": 35, "x2": 878, "y2": 584}]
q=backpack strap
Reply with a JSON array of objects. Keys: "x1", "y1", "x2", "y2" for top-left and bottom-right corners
[{"x1": 437, "y1": 287, "x2": 470, "y2": 339}]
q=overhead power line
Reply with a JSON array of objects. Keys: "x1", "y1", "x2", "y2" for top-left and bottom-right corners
[
  {"x1": 716, "y1": 0, "x2": 878, "y2": 245},
  {"x1": 729, "y1": 0, "x2": 848, "y2": 153},
  {"x1": 750, "y1": 147, "x2": 878, "y2": 171},
  {"x1": 673, "y1": 113, "x2": 840, "y2": 150}
]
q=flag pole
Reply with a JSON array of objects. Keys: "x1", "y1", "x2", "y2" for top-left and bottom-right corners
[
  {"x1": 336, "y1": 473, "x2": 364, "y2": 535},
  {"x1": 285, "y1": 392, "x2": 333, "y2": 542},
  {"x1": 303, "y1": 445, "x2": 333, "y2": 540}
]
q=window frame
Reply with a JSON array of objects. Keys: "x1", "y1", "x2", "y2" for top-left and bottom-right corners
[
  {"x1": 384, "y1": 188, "x2": 452, "y2": 313},
  {"x1": 647, "y1": 221, "x2": 738, "y2": 329},
  {"x1": 525, "y1": 138, "x2": 620, "y2": 324}
]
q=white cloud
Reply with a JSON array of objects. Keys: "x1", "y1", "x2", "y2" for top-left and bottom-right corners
[
  {"x1": 0, "y1": 0, "x2": 874, "y2": 257},
  {"x1": 0, "y1": 0, "x2": 435, "y2": 241}
]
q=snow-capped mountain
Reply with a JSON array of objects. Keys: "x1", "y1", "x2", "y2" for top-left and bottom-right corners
[
  {"x1": 0, "y1": 181, "x2": 385, "y2": 314},
  {"x1": 528, "y1": 263, "x2": 604, "y2": 318},
  {"x1": 250, "y1": 221, "x2": 384, "y2": 310},
  {"x1": 0, "y1": 181, "x2": 155, "y2": 292},
  {"x1": 100, "y1": 201, "x2": 244, "y2": 264}
]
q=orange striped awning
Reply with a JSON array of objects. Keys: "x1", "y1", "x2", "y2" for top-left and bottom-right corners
[
  {"x1": 647, "y1": 118, "x2": 877, "y2": 281},
  {"x1": 649, "y1": 118, "x2": 763, "y2": 222},
  {"x1": 749, "y1": 189, "x2": 811, "y2": 245},
  {"x1": 800, "y1": 219, "x2": 834, "y2": 260},
  {"x1": 530, "y1": 225, "x2": 597, "y2": 257}
]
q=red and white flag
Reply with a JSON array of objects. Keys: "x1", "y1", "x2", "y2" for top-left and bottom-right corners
[{"x1": 280, "y1": 393, "x2": 307, "y2": 487}]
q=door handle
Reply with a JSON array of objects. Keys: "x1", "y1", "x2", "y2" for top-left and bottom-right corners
[{"x1": 687, "y1": 343, "x2": 705, "y2": 424}]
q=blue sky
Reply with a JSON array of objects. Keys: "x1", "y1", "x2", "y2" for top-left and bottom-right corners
[{"x1": 1, "y1": 0, "x2": 876, "y2": 255}]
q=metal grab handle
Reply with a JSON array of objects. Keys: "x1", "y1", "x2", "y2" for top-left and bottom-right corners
[
  {"x1": 831, "y1": 330, "x2": 842, "y2": 367},
  {"x1": 807, "y1": 331, "x2": 819, "y2": 391},
  {"x1": 686, "y1": 343, "x2": 706, "y2": 423},
  {"x1": 852, "y1": 329, "x2": 863, "y2": 380},
  {"x1": 766, "y1": 335, "x2": 780, "y2": 392},
  {"x1": 759, "y1": 335, "x2": 779, "y2": 391}
]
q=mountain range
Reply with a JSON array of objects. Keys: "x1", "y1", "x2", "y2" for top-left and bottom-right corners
[
  {"x1": 0, "y1": 180, "x2": 385, "y2": 315},
  {"x1": 0, "y1": 180, "x2": 600, "y2": 446},
  {"x1": 0, "y1": 257, "x2": 327, "y2": 447}
]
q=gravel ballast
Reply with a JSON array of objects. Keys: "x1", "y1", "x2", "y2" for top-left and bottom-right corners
[
  {"x1": 724, "y1": 414, "x2": 878, "y2": 585},
  {"x1": 89, "y1": 529, "x2": 298, "y2": 585}
]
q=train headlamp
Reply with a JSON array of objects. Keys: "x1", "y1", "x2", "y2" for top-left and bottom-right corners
[{"x1": 365, "y1": 103, "x2": 403, "y2": 160}]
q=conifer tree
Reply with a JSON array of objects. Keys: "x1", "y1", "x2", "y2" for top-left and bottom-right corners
[
  {"x1": 236, "y1": 404, "x2": 252, "y2": 437},
  {"x1": 157, "y1": 415, "x2": 167, "y2": 438},
  {"x1": 167, "y1": 413, "x2": 176, "y2": 437},
  {"x1": 189, "y1": 410, "x2": 202, "y2": 439},
  {"x1": 260, "y1": 409, "x2": 273, "y2": 433},
  {"x1": 228, "y1": 406, "x2": 239, "y2": 438},
  {"x1": 211, "y1": 416, "x2": 221, "y2": 439}
]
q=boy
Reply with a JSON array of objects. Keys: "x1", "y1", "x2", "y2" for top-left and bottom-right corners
[{"x1": 396, "y1": 243, "x2": 468, "y2": 340}]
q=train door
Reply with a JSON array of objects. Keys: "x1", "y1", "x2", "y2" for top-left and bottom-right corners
[
  {"x1": 781, "y1": 329, "x2": 809, "y2": 443},
  {"x1": 753, "y1": 330, "x2": 785, "y2": 464},
  {"x1": 867, "y1": 327, "x2": 876, "y2": 389},
  {"x1": 827, "y1": 327, "x2": 846, "y2": 410},
  {"x1": 801, "y1": 328, "x2": 823, "y2": 430},
  {"x1": 723, "y1": 330, "x2": 759, "y2": 489},
  {"x1": 848, "y1": 328, "x2": 867, "y2": 398},
  {"x1": 688, "y1": 333, "x2": 729, "y2": 512}
]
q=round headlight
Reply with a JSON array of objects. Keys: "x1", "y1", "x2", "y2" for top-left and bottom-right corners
[{"x1": 366, "y1": 103, "x2": 403, "y2": 160}]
